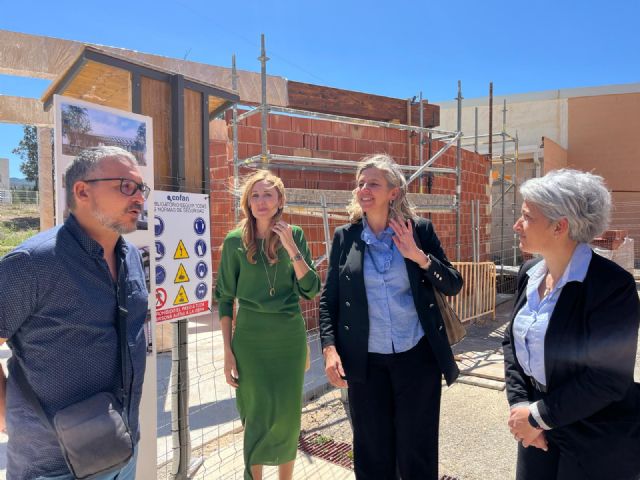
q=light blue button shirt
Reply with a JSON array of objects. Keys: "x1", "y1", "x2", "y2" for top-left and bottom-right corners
[
  {"x1": 362, "y1": 217, "x2": 424, "y2": 354},
  {"x1": 513, "y1": 243, "x2": 592, "y2": 385}
]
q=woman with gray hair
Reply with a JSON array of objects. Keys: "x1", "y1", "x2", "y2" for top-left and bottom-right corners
[
  {"x1": 504, "y1": 169, "x2": 640, "y2": 479},
  {"x1": 320, "y1": 154, "x2": 463, "y2": 479}
]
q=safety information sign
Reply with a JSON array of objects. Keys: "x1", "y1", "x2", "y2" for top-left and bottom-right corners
[{"x1": 154, "y1": 191, "x2": 211, "y2": 322}]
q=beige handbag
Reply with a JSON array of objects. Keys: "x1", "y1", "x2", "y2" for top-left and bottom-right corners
[{"x1": 433, "y1": 289, "x2": 466, "y2": 346}]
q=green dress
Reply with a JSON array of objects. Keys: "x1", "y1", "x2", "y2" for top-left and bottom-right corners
[{"x1": 215, "y1": 226, "x2": 321, "y2": 479}]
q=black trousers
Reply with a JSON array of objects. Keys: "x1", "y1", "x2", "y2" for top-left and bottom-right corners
[
  {"x1": 516, "y1": 439, "x2": 587, "y2": 480},
  {"x1": 347, "y1": 337, "x2": 441, "y2": 480}
]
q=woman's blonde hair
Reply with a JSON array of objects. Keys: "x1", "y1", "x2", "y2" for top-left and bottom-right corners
[
  {"x1": 237, "y1": 170, "x2": 285, "y2": 264},
  {"x1": 347, "y1": 154, "x2": 417, "y2": 223}
]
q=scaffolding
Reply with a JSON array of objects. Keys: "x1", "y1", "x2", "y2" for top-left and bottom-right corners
[
  {"x1": 458, "y1": 94, "x2": 522, "y2": 291},
  {"x1": 230, "y1": 35, "x2": 465, "y2": 260}
]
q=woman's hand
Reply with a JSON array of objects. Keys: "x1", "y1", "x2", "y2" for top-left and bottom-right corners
[
  {"x1": 508, "y1": 407, "x2": 548, "y2": 451},
  {"x1": 323, "y1": 345, "x2": 348, "y2": 388},
  {"x1": 389, "y1": 218, "x2": 429, "y2": 267},
  {"x1": 272, "y1": 221, "x2": 298, "y2": 257},
  {"x1": 224, "y1": 350, "x2": 239, "y2": 389}
]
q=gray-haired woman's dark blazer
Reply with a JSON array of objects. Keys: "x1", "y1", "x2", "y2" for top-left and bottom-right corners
[{"x1": 504, "y1": 253, "x2": 640, "y2": 478}]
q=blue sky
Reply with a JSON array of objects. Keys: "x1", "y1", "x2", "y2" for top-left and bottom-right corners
[{"x1": 2, "y1": 0, "x2": 639, "y2": 178}]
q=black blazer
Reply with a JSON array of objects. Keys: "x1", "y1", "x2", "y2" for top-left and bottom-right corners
[
  {"x1": 319, "y1": 217, "x2": 463, "y2": 385},
  {"x1": 503, "y1": 253, "x2": 640, "y2": 475}
]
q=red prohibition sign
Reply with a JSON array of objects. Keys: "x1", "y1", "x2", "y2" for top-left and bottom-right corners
[{"x1": 156, "y1": 287, "x2": 168, "y2": 308}]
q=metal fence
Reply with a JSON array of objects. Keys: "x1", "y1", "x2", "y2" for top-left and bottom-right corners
[
  {"x1": 0, "y1": 189, "x2": 40, "y2": 205},
  {"x1": 156, "y1": 186, "x2": 503, "y2": 479}
]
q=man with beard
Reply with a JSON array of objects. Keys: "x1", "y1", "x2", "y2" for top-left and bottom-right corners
[{"x1": 0, "y1": 146, "x2": 150, "y2": 480}]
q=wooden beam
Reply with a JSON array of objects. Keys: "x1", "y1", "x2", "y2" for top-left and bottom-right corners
[
  {"x1": 0, "y1": 30, "x2": 280, "y2": 105},
  {"x1": 0, "y1": 96, "x2": 53, "y2": 126},
  {"x1": 287, "y1": 81, "x2": 440, "y2": 127}
]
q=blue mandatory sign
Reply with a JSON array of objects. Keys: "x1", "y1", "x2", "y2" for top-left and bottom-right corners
[
  {"x1": 154, "y1": 216, "x2": 165, "y2": 237},
  {"x1": 195, "y1": 282, "x2": 208, "y2": 300},
  {"x1": 156, "y1": 265, "x2": 166, "y2": 285},
  {"x1": 194, "y1": 217, "x2": 207, "y2": 236},
  {"x1": 155, "y1": 241, "x2": 166, "y2": 261},
  {"x1": 194, "y1": 239, "x2": 207, "y2": 257},
  {"x1": 195, "y1": 260, "x2": 208, "y2": 279}
]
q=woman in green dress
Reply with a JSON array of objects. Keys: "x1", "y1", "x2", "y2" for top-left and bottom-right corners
[{"x1": 215, "y1": 170, "x2": 321, "y2": 480}]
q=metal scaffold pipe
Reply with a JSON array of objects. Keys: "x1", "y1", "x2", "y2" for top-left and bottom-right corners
[
  {"x1": 500, "y1": 99, "x2": 507, "y2": 268},
  {"x1": 232, "y1": 54, "x2": 240, "y2": 223},
  {"x1": 455, "y1": 80, "x2": 463, "y2": 261},
  {"x1": 259, "y1": 33, "x2": 269, "y2": 165}
]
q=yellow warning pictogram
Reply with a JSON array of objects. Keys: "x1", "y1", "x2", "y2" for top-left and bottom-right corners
[
  {"x1": 174, "y1": 286, "x2": 189, "y2": 305},
  {"x1": 174, "y1": 240, "x2": 189, "y2": 259},
  {"x1": 174, "y1": 263, "x2": 190, "y2": 283}
]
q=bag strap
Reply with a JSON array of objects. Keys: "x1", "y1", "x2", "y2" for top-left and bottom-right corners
[
  {"x1": 13, "y1": 248, "x2": 131, "y2": 429},
  {"x1": 116, "y1": 250, "x2": 131, "y2": 427}
]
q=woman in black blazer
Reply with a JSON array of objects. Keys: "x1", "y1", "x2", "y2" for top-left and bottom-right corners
[
  {"x1": 319, "y1": 154, "x2": 463, "y2": 480},
  {"x1": 504, "y1": 169, "x2": 640, "y2": 480}
]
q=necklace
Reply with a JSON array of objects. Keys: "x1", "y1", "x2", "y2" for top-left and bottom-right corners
[{"x1": 259, "y1": 240, "x2": 278, "y2": 297}]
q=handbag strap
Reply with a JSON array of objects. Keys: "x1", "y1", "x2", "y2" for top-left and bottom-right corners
[
  {"x1": 13, "y1": 248, "x2": 131, "y2": 430},
  {"x1": 116, "y1": 250, "x2": 131, "y2": 427}
]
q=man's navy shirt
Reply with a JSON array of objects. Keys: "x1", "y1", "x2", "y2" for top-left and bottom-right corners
[{"x1": 0, "y1": 214, "x2": 148, "y2": 480}]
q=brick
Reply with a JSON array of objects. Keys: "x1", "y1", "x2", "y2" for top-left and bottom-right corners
[
  {"x1": 246, "y1": 143, "x2": 261, "y2": 158},
  {"x1": 267, "y1": 130, "x2": 283, "y2": 146},
  {"x1": 303, "y1": 133, "x2": 318, "y2": 150},
  {"x1": 270, "y1": 146, "x2": 294, "y2": 156},
  {"x1": 293, "y1": 148, "x2": 312, "y2": 158},
  {"x1": 338, "y1": 138, "x2": 356, "y2": 152},
  {"x1": 385, "y1": 128, "x2": 404, "y2": 143},
  {"x1": 389, "y1": 142, "x2": 405, "y2": 159},
  {"x1": 363, "y1": 126, "x2": 385, "y2": 141},
  {"x1": 282, "y1": 131, "x2": 305, "y2": 148},
  {"x1": 318, "y1": 135, "x2": 337, "y2": 151},
  {"x1": 332, "y1": 122, "x2": 351, "y2": 137},
  {"x1": 349, "y1": 125, "x2": 364, "y2": 139},
  {"x1": 269, "y1": 114, "x2": 292, "y2": 131},
  {"x1": 291, "y1": 117, "x2": 312, "y2": 133},
  {"x1": 355, "y1": 139, "x2": 375, "y2": 155},
  {"x1": 311, "y1": 119, "x2": 333, "y2": 135},
  {"x1": 243, "y1": 111, "x2": 262, "y2": 128},
  {"x1": 238, "y1": 126, "x2": 260, "y2": 144}
]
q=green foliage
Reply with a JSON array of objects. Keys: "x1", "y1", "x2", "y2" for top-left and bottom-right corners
[
  {"x1": 311, "y1": 434, "x2": 333, "y2": 445},
  {"x1": 0, "y1": 204, "x2": 39, "y2": 258},
  {"x1": 12, "y1": 126, "x2": 39, "y2": 188}
]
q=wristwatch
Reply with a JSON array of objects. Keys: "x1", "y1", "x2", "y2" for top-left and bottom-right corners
[
  {"x1": 290, "y1": 252, "x2": 303, "y2": 262},
  {"x1": 528, "y1": 413, "x2": 543, "y2": 430}
]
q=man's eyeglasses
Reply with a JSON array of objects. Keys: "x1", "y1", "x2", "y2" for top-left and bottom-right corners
[{"x1": 83, "y1": 177, "x2": 151, "y2": 199}]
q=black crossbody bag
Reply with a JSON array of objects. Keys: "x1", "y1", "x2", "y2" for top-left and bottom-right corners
[{"x1": 13, "y1": 257, "x2": 134, "y2": 479}]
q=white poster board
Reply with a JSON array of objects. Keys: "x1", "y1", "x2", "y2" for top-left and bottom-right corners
[
  {"x1": 53, "y1": 95, "x2": 157, "y2": 480},
  {"x1": 154, "y1": 191, "x2": 212, "y2": 322}
]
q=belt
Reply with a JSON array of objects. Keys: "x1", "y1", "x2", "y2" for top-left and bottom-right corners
[{"x1": 529, "y1": 376, "x2": 548, "y2": 393}]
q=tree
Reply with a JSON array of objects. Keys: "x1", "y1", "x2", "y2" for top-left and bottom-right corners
[
  {"x1": 12, "y1": 125, "x2": 38, "y2": 189},
  {"x1": 61, "y1": 105, "x2": 91, "y2": 146}
]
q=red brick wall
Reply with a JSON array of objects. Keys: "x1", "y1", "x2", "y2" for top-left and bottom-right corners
[{"x1": 209, "y1": 111, "x2": 491, "y2": 325}]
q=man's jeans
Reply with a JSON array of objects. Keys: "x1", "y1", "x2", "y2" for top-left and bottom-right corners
[{"x1": 34, "y1": 446, "x2": 138, "y2": 480}]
